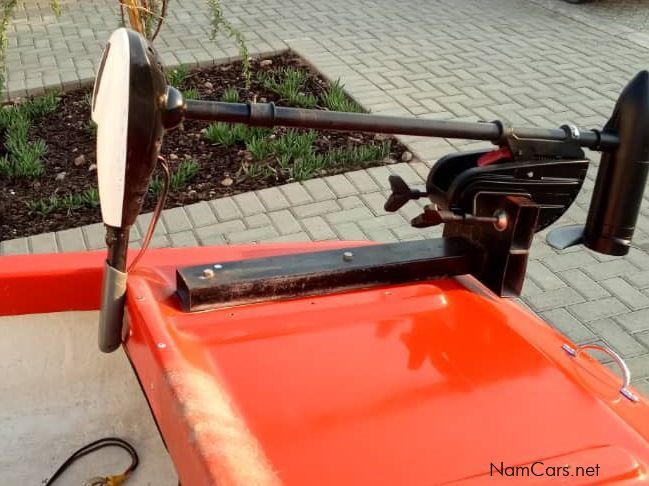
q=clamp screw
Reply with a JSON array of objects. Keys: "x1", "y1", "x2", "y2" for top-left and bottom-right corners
[
  {"x1": 342, "y1": 251, "x2": 354, "y2": 262},
  {"x1": 201, "y1": 268, "x2": 215, "y2": 279}
]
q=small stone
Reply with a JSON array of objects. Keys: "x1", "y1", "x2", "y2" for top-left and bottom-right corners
[
  {"x1": 260, "y1": 59, "x2": 272, "y2": 67},
  {"x1": 32, "y1": 181, "x2": 41, "y2": 190},
  {"x1": 221, "y1": 177, "x2": 233, "y2": 187},
  {"x1": 73, "y1": 154, "x2": 86, "y2": 166},
  {"x1": 382, "y1": 157, "x2": 397, "y2": 164},
  {"x1": 401, "y1": 151, "x2": 413, "y2": 162},
  {"x1": 169, "y1": 153, "x2": 179, "y2": 161},
  {"x1": 55, "y1": 172, "x2": 66, "y2": 182},
  {"x1": 88, "y1": 164, "x2": 97, "y2": 172},
  {"x1": 374, "y1": 133, "x2": 388, "y2": 141},
  {"x1": 259, "y1": 97, "x2": 267, "y2": 103},
  {"x1": 349, "y1": 136, "x2": 362, "y2": 143},
  {"x1": 204, "y1": 81, "x2": 214, "y2": 89},
  {"x1": 187, "y1": 189, "x2": 197, "y2": 197}
]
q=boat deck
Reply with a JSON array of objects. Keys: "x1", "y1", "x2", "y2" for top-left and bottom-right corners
[{"x1": 0, "y1": 311, "x2": 176, "y2": 485}]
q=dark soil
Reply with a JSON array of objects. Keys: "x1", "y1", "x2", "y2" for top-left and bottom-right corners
[{"x1": 0, "y1": 52, "x2": 408, "y2": 240}]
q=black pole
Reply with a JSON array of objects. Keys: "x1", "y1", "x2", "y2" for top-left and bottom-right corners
[{"x1": 184, "y1": 99, "x2": 619, "y2": 151}]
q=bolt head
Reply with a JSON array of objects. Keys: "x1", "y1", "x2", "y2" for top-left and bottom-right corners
[
  {"x1": 201, "y1": 268, "x2": 215, "y2": 278},
  {"x1": 342, "y1": 251, "x2": 354, "y2": 262}
]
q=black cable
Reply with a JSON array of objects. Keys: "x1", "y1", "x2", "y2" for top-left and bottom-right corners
[{"x1": 44, "y1": 437, "x2": 139, "y2": 485}]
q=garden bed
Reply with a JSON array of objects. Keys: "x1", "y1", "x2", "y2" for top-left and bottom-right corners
[{"x1": 0, "y1": 52, "x2": 410, "y2": 240}]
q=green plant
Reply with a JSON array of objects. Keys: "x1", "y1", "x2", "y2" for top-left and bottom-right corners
[
  {"x1": 220, "y1": 87, "x2": 239, "y2": 103},
  {"x1": 87, "y1": 120, "x2": 97, "y2": 136},
  {"x1": 27, "y1": 188, "x2": 99, "y2": 215},
  {"x1": 258, "y1": 68, "x2": 318, "y2": 108},
  {"x1": 19, "y1": 91, "x2": 60, "y2": 118},
  {"x1": 166, "y1": 66, "x2": 188, "y2": 87},
  {"x1": 0, "y1": 112, "x2": 47, "y2": 179},
  {"x1": 182, "y1": 88, "x2": 200, "y2": 100},
  {"x1": 246, "y1": 136, "x2": 273, "y2": 161},
  {"x1": 204, "y1": 122, "x2": 250, "y2": 146},
  {"x1": 321, "y1": 80, "x2": 363, "y2": 113},
  {"x1": 149, "y1": 159, "x2": 200, "y2": 195},
  {"x1": 272, "y1": 129, "x2": 317, "y2": 160},
  {"x1": 321, "y1": 141, "x2": 391, "y2": 168},
  {"x1": 207, "y1": 0, "x2": 251, "y2": 88}
]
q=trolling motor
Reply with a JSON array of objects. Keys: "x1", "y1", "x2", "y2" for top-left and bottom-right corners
[{"x1": 94, "y1": 28, "x2": 649, "y2": 351}]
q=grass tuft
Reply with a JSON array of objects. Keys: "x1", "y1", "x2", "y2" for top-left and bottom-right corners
[
  {"x1": 166, "y1": 66, "x2": 188, "y2": 87},
  {"x1": 220, "y1": 88, "x2": 239, "y2": 103},
  {"x1": 182, "y1": 88, "x2": 200, "y2": 100},
  {"x1": 321, "y1": 80, "x2": 363, "y2": 113},
  {"x1": 258, "y1": 67, "x2": 318, "y2": 108},
  {"x1": 27, "y1": 188, "x2": 99, "y2": 215},
  {"x1": 149, "y1": 159, "x2": 200, "y2": 195}
]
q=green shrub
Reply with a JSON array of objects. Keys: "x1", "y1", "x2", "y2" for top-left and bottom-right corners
[
  {"x1": 166, "y1": 66, "x2": 188, "y2": 87},
  {"x1": 182, "y1": 88, "x2": 200, "y2": 100}
]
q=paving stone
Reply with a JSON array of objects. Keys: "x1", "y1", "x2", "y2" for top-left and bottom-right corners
[
  {"x1": 185, "y1": 201, "x2": 217, "y2": 228},
  {"x1": 233, "y1": 192, "x2": 266, "y2": 216},
  {"x1": 1, "y1": 237, "x2": 29, "y2": 255},
  {"x1": 28, "y1": 232, "x2": 58, "y2": 254},
  {"x1": 620, "y1": 354, "x2": 649, "y2": 381},
  {"x1": 614, "y1": 309, "x2": 649, "y2": 333},
  {"x1": 346, "y1": 170, "x2": 380, "y2": 193},
  {"x1": 149, "y1": 235, "x2": 171, "y2": 249},
  {"x1": 136, "y1": 212, "x2": 168, "y2": 237},
  {"x1": 280, "y1": 183, "x2": 313, "y2": 206},
  {"x1": 358, "y1": 214, "x2": 407, "y2": 231},
  {"x1": 333, "y1": 222, "x2": 367, "y2": 241},
  {"x1": 365, "y1": 228, "x2": 398, "y2": 243},
  {"x1": 569, "y1": 297, "x2": 629, "y2": 322},
  {"x1": 268, "y1": 209, "x2": 302, "y2": 235},
  {"x1": 195, "y1": 221, "x2": 246, "y2": 244},
  {"x1": 542, "y1": 308, "x2": 597, "y2": 344},
  {"x1": 56, "y1": 228, "x2": 86, "y2": 252},
  {"x1": 601, "y1": 277, "x2": 649, "y2": 310},
  {"x1": 162, "y1": 207, "x2": 192, "y2": 233},
  {"x1": 227, "y1": 226, "x2": 279, "y2": 243},
  {"x1": 210, "y1": 197, "x2": 244, "y2": 221},
  {"x1": 292, "y1": 200, "x2": 341, "y2": 219},
  {"x1": 558, "y1": 269, "x2": 609, "y2": 300},
  {"x1": 301, "y1": 216, "x2": 337, "y2": 241},
  {"x1": 361, "y1": 192, "x2": 388, "y2": 215},
  {"x1": 324, "y1": 174, "x2": 358, "y2": 198},
  {"x1": 169, "y1": 230, "x2": 199, "y2": 248},
  {"x1": 256, "y1": 187, "x2": 291, "y2": 211},
  {"x1": 299, "y1": 179, "x2": 336, "y2": 201},
  {"x1": 587, "y1": 318, "x2": 648, "y2": 357},
  {"x1": 338, "y1": 196, "x2": 365, "y2": 210},
  {"x1": 82, "y1": 223, "x2": 106, "y2": 250},
  {"x1": 261, "y1": 232, "x2": 312, "y2": 243},
  {"x1": 245, "y1": 214, "x2": 272, "y2": 229},
  {"x1": 527, "y1": 287, "x2": 584, "y2": 312},
  {"x1": 582, "y1": 259, "x2": 639, "y2": 280},
  {"x1": 542, "y1": 250, "x2": 596, "y2": 272},
  {"x1": 325, "y1": 207, "x2": 373, "y2": 225},
  {"x1": 526, "y1": 261, "x2": 566, "y2": 291},
  {"x1": 626, "y1": 271, "x2": 649, "y2": 289}
]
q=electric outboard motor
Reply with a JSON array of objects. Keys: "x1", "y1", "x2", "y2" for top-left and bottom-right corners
[
  {"x1": 92, "y1": 28, "x2": 167, "y2": 352},
  {"x1": 547, "y1": 71, "x2": 649, "y2": 255}
]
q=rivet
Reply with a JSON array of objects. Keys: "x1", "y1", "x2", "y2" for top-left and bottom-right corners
[
  {"x1": 157, "y1": 342, "x2": 166, "y2": 349},
  {"x1": 136, "y1": 295, "x2": 144, "y2": 301},
  {"x1": 384, "y1": 291, "x2": 392, "y2": 296},
  {"x1": 342, "y1": 251, "x2": 354, "y2": 262},
  {"x1": 213, "y1": 264, "x2": 223, "y2": 269},
  {"x1": 201, "y1": 268, "x2": 215, "y2": 279}
]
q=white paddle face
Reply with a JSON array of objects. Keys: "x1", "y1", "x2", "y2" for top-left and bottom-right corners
[{"x1": 92, "y1": 28, "x2": 131, "y2": 227}]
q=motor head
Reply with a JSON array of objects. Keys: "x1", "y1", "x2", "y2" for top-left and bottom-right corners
[{"x1": 92, "y1": 28, "x2": 167, "y2": 231}]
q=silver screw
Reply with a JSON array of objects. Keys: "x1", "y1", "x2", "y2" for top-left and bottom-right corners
[
  {"x1": 213, "y1": 264, "x2": 223, "y2": 269},
  {"x1": 493, "y1": 210, "x2": 508, "y2": 232},
  {"x1": 201, "y1": 268, "x2": 215, "y2": 279},
  {"x1": 157, "y1": 342, "x2": 166, "y2": 349},
  {"x1": 342, "y1": 251, "x2": 354, "y2": 262},
  {"x1": 136, "y1": 295, "x2": 144, "y2": 301}
]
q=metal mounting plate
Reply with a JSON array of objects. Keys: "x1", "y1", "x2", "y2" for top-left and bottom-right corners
[{"x1": 175, "y1": 238, "x2": 481, "y2": 312}]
